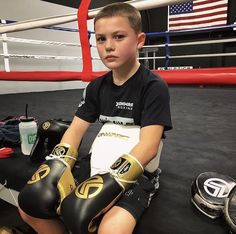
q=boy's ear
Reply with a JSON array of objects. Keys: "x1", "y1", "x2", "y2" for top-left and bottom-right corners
[{"x1": 137, "y1": 32, "x2": 146, "y2": 49}]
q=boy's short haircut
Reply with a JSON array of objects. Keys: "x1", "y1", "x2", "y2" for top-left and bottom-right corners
[{"x1": 94, "y1": 2, "x2": 142, "y2": 33}]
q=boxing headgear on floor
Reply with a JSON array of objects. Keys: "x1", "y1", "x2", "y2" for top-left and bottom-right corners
[
  {"x1": 191, "y1": 171, "x2": 236, "y2": 233},
  {"x1": 191, "y1": 172, "x2": 236, "y2": 219},
  {"x1": 224, "y1": 186, "x2": 236, "y2": 233},
  {"x1": 30, "y1": 119, "x2": 71, "y2": 163}
]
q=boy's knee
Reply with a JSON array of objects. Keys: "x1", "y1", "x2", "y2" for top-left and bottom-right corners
[
  {"x1": 18, "y1": 207, "x2": 66, "y2": 234},
  {"x1": 98, "y1": 222, "x2": 129, "y2": 234},
  {"x1": 98, "y1": 223, "x2": 113, "y2": 234},
  {"x1": 18, "y1": 207, "x2": 36, "y2": 224}
]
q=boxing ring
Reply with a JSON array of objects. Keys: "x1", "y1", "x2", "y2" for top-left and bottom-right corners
[
  {"x1": 0, "y1": 0, "x2": 236, "y2": 233},
  {"x1": 0, "y1": 0, "x2": 236, "y2": 86}
]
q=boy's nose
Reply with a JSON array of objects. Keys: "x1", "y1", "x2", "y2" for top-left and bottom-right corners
[{"x1": 105, "y1": 39, "x2": 115, "y2": 51}]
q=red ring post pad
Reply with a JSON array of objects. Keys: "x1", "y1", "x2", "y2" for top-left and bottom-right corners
[
  {"x1": 77, "y1": 0, "x2": 93, "y2": 82},
  {"x1": 0, "y1": 147, "x2": 14, "y2": 159}
]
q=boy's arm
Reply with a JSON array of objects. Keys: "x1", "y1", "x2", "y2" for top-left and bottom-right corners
[
  {"x1": 130, "y1": 124, "x2": 164, "y2": 167},
  {"x1": 60, "y1": 116, "x2": 91, "y2": 149}
]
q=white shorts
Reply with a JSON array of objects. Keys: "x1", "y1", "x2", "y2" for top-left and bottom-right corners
[{"x1": 89, "y1": 123, "x2": 163, "y2": 176}]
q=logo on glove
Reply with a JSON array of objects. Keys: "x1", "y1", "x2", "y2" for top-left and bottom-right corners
[
  {"x1": 27, "y1": 164, "x2": 50, "y2": 184},
  {"x1": 42, "y1": 121, "x2": 51, "y2": 130},
  {"x1": 111, "y1": 157, "x2": 131, "y2": 174},
  {"x1": 75, "y1": 175, "x2": 103, "y2": 199},
  {"x1": 52, "y1": 145, "x2": 68, "y2": 156}
]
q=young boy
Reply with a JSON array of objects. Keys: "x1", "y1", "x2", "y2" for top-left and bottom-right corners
[{"x1": 18, "y1": 2, "x2": 172, "y2": 234}]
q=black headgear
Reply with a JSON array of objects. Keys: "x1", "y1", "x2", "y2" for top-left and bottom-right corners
[{"x1": 191, "y1": 172, "x2": 236, "y2": 219}]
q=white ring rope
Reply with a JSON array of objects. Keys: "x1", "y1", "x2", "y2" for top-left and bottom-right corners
[
  {"x1": 169, "y1": 53, "x2": 236, "y2": 59},
  {"x1": 0, "y1": 36, "x2": 81, "y2": 47},
  {"x1": 0, "y1": 53, "x2": 82, "y2": 60},
  {"x1": 1, "y1": 52, "x2": 234, "y2": 62},
  {"x1": 0, "y1": 33, "x2": 234, "y2": 63},
  {"x1": 0, "y1": 0, "x2": 187, "y2": 34},
  {"x1": 1, "y1": 36, "x2": 235, "y2": 51},
  {"x1": 143, "y1": 38, "x2": 236, "y2": 48},
  {"x1": 139, "y1": 53, "x2": 236, "y2": 60},
  {"x1": 0, "y1": 53, "x2": 101, "y2": 61},
  {"x1": 140, "y1": 37, "x2": 236, "y2": 63}
]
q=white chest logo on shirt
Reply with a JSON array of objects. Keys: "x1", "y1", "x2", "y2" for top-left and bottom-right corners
[{"x1": 116, "y1": 102, "x2": 133, "y2": 110}]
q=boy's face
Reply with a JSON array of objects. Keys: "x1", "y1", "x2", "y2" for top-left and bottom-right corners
[{"x1": 95, "y1": 16, "x2": 145, "y2": 71}]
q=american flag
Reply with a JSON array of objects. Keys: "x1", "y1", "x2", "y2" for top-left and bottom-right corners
[{"x1": 168, "y1": 0, "x2": 228, "y2": 31}]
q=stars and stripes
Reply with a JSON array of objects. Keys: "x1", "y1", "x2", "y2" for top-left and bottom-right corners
[{"x1": 168, "y1": 0, "x2": 228, "y2": 31}]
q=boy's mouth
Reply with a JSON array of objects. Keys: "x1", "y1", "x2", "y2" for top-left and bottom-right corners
[{"x1": 105, "y1": 55, "x2": 117, "y2": 61}]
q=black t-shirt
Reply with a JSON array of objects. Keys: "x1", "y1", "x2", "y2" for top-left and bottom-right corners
[{"x1": 76, "y1": 64, "x2": 172, "y2": 131}]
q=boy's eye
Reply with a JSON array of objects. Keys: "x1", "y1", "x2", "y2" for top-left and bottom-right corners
[
  {"x1": 114, "y1": 34, "x2": 125, "y2": 40},
  {"x1": 96, "y1": 36, "x2": 106, "y2": 43}
]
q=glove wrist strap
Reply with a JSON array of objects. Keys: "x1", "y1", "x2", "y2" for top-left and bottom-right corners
[
  {"x1": 110, "y1": 153, "x2": 144, "y2": 190},
  {"x1": 49, "y1": 143, "x2": 78, "y2": 169}
]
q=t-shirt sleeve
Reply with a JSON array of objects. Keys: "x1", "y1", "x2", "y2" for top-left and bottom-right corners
[
  {"x1": 141, "y1": 79, "x2": 172, "y2": 131},
  {"x1": 75, "y1": 82, "x2": 99, "y2": 123}
]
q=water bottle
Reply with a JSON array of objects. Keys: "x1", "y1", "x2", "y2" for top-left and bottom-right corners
[
  {"x1": 19, "y1": 104, "x2": 38, "y2": 155},
  {"x1": 19, "y1": 117, "x2": 37, "y2": 155}
]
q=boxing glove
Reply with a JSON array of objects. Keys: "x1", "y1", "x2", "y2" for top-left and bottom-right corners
[
  {"x1": 61, "y1": 153, "x2": 143, "y2": 234},
  {"x1": 18, "y1": 143, "x2": 77, "y2": 219},
  {"x1": 30, "y1": 119, "x2": 71, "y2": 163}
]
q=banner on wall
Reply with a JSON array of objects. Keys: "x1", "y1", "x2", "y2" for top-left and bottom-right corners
[{"x1": 168, "y1": 0, "x2": 228, "y2": 31}]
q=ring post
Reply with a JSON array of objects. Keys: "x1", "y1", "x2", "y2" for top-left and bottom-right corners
[{"x1": 77, "y1": 0, "x2": 92, "y2": 82}]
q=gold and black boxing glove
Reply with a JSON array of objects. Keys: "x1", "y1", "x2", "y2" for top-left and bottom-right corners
[
  {"x1": 30, "y1": 119, "x2": 71, "y2": 163},
  {"x1": 61, "y1": 154, "x2": 143, "y2": 234},
  {"x1": 18, "y1": 143, "x2": 77, "y2": 219}
]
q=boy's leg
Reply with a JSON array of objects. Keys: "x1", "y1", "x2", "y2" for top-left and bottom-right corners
[
  {"x1": 98, "y1": 206, "x2": 136, "y2": 234},
  {"x1": 98, "y1": 170, "x2": 161, "y2": 234},
  {"x1": 18, "y1": 208, "x2": 66, "y2": 234}
]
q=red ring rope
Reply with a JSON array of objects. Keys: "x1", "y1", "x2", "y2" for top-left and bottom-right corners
[{"x1": 0, "y1": 67, "x2": 236, "y2": 85}]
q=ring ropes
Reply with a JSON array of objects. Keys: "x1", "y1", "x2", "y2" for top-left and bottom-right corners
[{"x1": 0, "y1": 0, "x2": 236, "y2": 85}]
